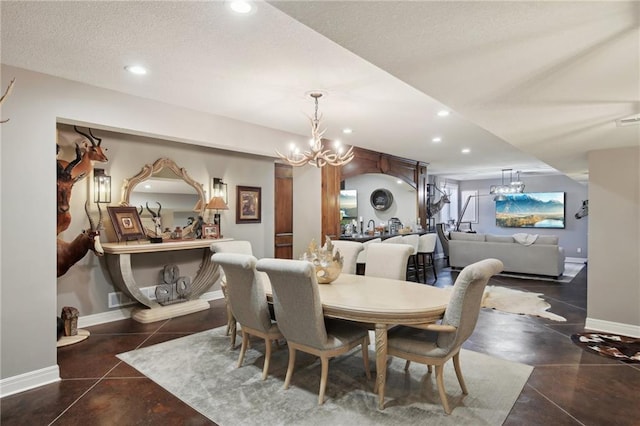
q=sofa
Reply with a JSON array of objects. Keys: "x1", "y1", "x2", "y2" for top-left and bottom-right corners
[{"x1": 448, "y1": 232, "x2": 565, "y2": 278}]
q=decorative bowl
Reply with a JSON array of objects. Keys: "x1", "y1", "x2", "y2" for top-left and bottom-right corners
[{"x1": 300, "y1": 237, "x2": 344, "y2": 284}]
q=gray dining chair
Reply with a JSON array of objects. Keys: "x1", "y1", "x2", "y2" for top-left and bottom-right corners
[
  {"x1": 210, "y1": 240, "x2": 256, "y2": 348},
  {"x1": 328, "y1": 240, "x2": 364, "y2": 275},
  {"x1": 256, "y1": 258, "x2": 371, "y2": 405},
  {"x1": 211, "y1": 252, "x2": 284, "y2": 380},
  {"x1": 417, "y1": 233, "x2": 438, "y2": 284},
  {"x1": 385, "y1": 258, "x2": 504, "y2": 414},
  {"x1": 364, "y1": 243, "x2": 414, "y2": 280}
]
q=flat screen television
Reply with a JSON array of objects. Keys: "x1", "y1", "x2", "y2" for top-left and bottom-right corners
[{"x1": 495, "y1": 192, "x2": 565, "y2": 229}]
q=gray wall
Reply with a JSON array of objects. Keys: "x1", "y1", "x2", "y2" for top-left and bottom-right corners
[
  {"x1": 458, "y1": 174, "x2": 589, "y2": 258},
  {"x1": 588, "y1": 147, "x2": 640, "y2": 330},
  {"x1": 0, "y1": 65, "x2": 316, "y2": 390}
]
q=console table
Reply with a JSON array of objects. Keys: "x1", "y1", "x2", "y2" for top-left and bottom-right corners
[{"x1": 102, "y1": 238, "x2": 232, "y2": 323}]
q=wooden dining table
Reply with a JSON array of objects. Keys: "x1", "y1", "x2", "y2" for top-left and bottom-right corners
[{"x1": 262, "y1": 273, "x2": 450, "y2": 409}]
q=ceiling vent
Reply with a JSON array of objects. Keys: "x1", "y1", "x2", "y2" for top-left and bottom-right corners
[{"x1": 615, "y1": 114, "x2": 640, "y2": 127}]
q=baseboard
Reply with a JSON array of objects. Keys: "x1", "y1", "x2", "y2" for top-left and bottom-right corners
[
  {"x1": 0, "y1": 365, "x2": 60, "y2": 398},
  {"x1": 78, "y1": 290, "x2": 225, "y2": 328},
  {"x1": 565, "y1": 257, "x2": 587, "y2": 264},
  {"x1": 585, "y1": 318, "x2": 640, "y2": 338}
]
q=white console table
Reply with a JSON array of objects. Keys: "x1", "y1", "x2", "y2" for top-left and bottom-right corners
[{"x1": 102, "y1": 238, "x2": 232, "y2": 323}]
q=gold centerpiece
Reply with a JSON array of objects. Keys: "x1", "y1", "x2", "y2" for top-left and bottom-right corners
[{"x1": 300, "y1": 237, "x2": 343, "y2": 284}]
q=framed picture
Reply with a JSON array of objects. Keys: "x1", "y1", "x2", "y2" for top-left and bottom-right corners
[
  {"x1": 202, "y1": 223, "x2": 220, "y2": 239},
  {"x1": 236, "y1": 185, "x2": 261, "y2": 223},
  {"x1": 107, "y1": 206, "x2": 146, "y2": 242}
]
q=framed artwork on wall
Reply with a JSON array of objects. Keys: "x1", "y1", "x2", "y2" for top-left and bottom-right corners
[
  {"x1": 107, "y1": 206, "x2": 146, "y2": 242},
  {"x1": 236, "y1": 186, "x2": 261, "y2": 223},
  {"x1": 202, "y1": 223, "x2": 220, "y2": 239}
]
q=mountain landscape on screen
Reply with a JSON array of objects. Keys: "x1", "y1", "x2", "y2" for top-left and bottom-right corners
[{"x1": 495, "y1": 192, "x2": 565, "y2": 228}]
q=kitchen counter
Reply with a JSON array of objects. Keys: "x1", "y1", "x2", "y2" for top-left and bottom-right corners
[{"x1": 339, "y1": 231, "x2": 427, "y2": 242}]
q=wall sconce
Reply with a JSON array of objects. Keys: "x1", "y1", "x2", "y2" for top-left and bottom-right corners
[
  {"x1": 93, "y1": 168, "x2": 111, "y2": 203},
  {"x1": 212, "y1": 178, "x2": 228, "y2": 205}
]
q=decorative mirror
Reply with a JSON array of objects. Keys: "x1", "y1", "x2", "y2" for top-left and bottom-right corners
[
  {"x1": 370, "y1": 188, "x2": 394, "y2": 211},
  {"x1": 120, "y1": 158, "x2": 206, "y2": 237}
]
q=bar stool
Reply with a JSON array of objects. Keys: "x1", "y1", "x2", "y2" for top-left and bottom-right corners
[{"x1": 417, "y1": 233, "x2": 438, "y2": 284}]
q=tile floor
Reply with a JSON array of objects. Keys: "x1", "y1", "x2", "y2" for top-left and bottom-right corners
[{"x1": 2, "y1": 262, "x2": 639, "y2": 425}]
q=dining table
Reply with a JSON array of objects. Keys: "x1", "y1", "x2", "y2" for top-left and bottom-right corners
[{"x1": 262, "y1": 272, "x2": 451, "y2": 410}]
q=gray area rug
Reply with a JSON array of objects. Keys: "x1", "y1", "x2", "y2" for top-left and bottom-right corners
[{"x1": 118, "y1": 327, "x2": 533, "y2": 425}]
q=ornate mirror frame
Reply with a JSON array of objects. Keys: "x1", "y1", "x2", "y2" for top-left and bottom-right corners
[{"x1": 120, "y1": 158, "x2": 206, "y2": 218}]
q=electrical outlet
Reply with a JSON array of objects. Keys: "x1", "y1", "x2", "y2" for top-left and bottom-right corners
[{"x1": 577, "y1": 247, "x2": 582, "y2": 254}]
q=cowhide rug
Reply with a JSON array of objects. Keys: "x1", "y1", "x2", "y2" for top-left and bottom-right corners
[
  {"x1": 571, "y1": 333, "x2": 640, "y2": 363},
  {"x1": 481, "y1": 286, "x2": 566, "y2": 322}
]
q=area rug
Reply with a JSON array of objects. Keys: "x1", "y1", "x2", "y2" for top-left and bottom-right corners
[
  {"x1": 571, "y1": 333, "x2": 640, "y2": 363},
  {"x1": 482, "y1": 286, "x2": 566, "y2": 322},
  {"x1": 118, "y1": 327, "x2": 533, "y2": 425}
]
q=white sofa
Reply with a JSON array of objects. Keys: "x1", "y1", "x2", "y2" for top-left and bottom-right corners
[{"x1": 448, "y1": 232, "x2": 565, "y2": 278}]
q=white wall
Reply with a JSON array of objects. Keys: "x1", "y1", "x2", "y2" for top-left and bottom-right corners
[
  {"x1": 344, "y1": 174, "x2": 418, "y2": 231},
  {"x1": 0, "y1": 65, "x2": 314, "y2": 392}
]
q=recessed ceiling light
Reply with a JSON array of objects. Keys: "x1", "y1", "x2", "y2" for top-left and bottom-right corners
[
  {"x1": 437, "y1": 110, "x2": 450, "y2": 117},
  {"x1": 461, "y1": 148, "x2": 471, "y2": 154},
  {"x1": 229, "y1": 1, "x2": 253, "y2": 13},
  {"x1": 124, "y1": 65, "x2": 147, "y2": 75},
  {"x1": 432, "y1": 137, "x2": 442, "y2": 143},
  {"x1": 343, "y1": 128, "x2": 353, "y2": 134},
  {"x1": 397, "y1": 180, "x2": 403, "y2": 185}
]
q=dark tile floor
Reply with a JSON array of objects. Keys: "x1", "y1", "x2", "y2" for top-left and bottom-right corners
[{"x1": 3, "y1": 262, "x2": 639, "y2": 425}]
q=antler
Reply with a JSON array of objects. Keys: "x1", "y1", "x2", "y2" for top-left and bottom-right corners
[
  {"x1": 0, "y1": 78, "x2": 15, "y2": 124},
  {"x1": 74, "y1": 125, "x2": 99, "y2": 147},
  {"x1": 57, "y1": 144, "x2": 83, "y2": 179},
  {"x1": 85, "y1": 201, "x2": 104, "y2": 232},
  {"x1": 146, "y1": 202, "x2": 161, "y2": 218},
  {"x1": 88, "y1": 128, "x2": 102, "y2": 146}
]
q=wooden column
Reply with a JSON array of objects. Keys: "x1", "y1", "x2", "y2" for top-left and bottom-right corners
[
  {"x1": 274, "y1": 163, "x2": 293, "y2": 259},
  {"x1": 321, "y1": 165, "x2": 341, "y2": 240}
]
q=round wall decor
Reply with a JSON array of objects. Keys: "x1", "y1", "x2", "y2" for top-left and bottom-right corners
[{"x1": 370, "y1": 188, "x2": 394, "y2": 211}]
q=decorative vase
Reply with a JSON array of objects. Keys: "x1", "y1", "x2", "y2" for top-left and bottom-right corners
[{"x1": 300, "y1": 237, "x2": 343, "y2": 284}]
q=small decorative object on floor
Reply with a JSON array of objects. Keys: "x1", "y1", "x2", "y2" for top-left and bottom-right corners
[
  {"x1": 300, "y1": 237, "x2": 343, "y2": 284},
  {"x1": 571, "y1": 333, "x2": 640, "y2": 363},
  {"x1": 61, "y1": 306, "x2": 79, "y2": 336}
]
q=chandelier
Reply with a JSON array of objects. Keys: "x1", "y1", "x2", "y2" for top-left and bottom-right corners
[
  {"x1": 490, "y1": 169, "x2": 525, "y2": 201},
  {"x1": 277, "y1": 92, "x2": 354, "y2": 167}
]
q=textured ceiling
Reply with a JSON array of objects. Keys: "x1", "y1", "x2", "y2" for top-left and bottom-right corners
[{"x1": 2, "y1": 1, "x2": 638, "y2": 182}]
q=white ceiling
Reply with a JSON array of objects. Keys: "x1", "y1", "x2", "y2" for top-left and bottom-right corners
[{"x1": 2, "y1": 1, "x2": 638, "y2": 182}]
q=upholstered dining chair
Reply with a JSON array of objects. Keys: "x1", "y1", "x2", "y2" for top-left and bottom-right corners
[
  {"x1": 328, "y1": 240, "x2": 364, "y2": 275},
  {"x1": 356, "y1": 237, "x2": 381, "y2": 274},
  {"x1": 210, "y1": 240, "x2": 255, "y2": 348},
  {"x1": 364, "y1": 243, "x2": 414, "y2": 281},
  {"x1": 385, "y1": 258, "x2": 504, "y2": 414},
  {"x1": 402, "y1": 234, "x2": 420, "y2": 282},
  {"x1": 417, "y1": 233, "x2": 438, "y2": 284},
  {"x1": 382, "y1": 235, "x2": 404, "y2": 244},
  {"x1": 255, "y1": 258, "x2": 371, "y2": 405},
  {"x1": 211, "y1": 253, "x2": 284, "y2": 380}
]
